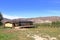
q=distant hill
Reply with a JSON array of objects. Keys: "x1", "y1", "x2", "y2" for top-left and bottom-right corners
[
  {"x1": 26, "y1": 16, "x2": 60, "y2": 23},
  {"x1": 2, "y1": 16, "x2": 60, "y2": 23}
]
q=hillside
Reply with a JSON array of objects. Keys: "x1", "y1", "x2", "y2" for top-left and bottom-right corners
[{"x1": 2, "y1": 16, "x2": 60, "y2": 23}]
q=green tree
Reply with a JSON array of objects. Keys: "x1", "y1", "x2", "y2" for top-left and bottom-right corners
[
  {"x1": 0, "y1": 12, "x2": 3, "y2": 21},
  {"x1": 0, "y1": 12, "x2": 3, "y2": 26}
]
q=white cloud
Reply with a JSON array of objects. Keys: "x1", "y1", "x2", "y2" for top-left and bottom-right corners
[
  {"x1": 3, "y1": 14, "x2": 25, "y2": 19},
  {"x1": 48, "y1": 10, "x2": 60, "y2": 14}
]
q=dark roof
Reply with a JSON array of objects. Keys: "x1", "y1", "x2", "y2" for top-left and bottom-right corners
[{"x1": 19, "y1": 21, "x2": 33, "y2": 23}]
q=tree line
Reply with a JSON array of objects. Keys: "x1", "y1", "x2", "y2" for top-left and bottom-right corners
[{"x1": 35, "y1": 21, "x2": 60, "y2": 28}]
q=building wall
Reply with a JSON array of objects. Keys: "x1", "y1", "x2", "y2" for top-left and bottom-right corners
[{"x1": 5, "y1": 23, "x2": 13, "y2": 27}]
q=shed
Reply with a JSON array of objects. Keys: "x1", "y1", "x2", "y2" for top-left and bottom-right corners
[{"x1": 18, "y1": 21, "x2": 34, "y2": 28}]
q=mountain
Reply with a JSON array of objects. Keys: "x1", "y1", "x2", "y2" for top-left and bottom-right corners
[
  {"x1": 25, "y1": 16, "x2": 60, "y2": 23},
  {"x1": 2, "y1": 16, "x2": 60, "y2": 23}
]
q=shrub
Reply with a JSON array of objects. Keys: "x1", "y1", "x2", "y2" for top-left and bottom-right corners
[
  {"x1": 0, "y1": 22, "x2": 3, "y2": 26},
  {"x1": 52, "y1": 21, "x2": 60, "y2": 27}
]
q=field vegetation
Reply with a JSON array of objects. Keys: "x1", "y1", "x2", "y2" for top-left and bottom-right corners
[{"x1": 0, "y1": 21, "x2": 60, "y2": 40}]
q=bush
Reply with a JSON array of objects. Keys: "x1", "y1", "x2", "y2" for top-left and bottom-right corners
[
  {"x1": 0, "y1": 22, "x2": 3, "y2": 26},
  {"x1": 34, "y1": 23, "x2": 51, "y2": 28},
  {"x1": 51, "y1": 21, "x2": 60, "y2": 27}
]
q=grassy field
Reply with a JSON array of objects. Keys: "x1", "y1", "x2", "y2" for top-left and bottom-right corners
[{"x1": 0, "y1": 26, "x2": 60, "y2": 40}]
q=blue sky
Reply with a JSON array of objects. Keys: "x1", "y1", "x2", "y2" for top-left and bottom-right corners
[{"x1": 0, "y1": 0, "x2": 60, "y2": 19}]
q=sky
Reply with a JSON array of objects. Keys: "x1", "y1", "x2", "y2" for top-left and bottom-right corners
[{"x1": 0, "y1": 0, "x2": 60, "y2": 19}]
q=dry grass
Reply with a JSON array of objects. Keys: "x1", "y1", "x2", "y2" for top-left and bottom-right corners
[{"x1": 0, "y1": 26, "x2": 60, "y2": 40}]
